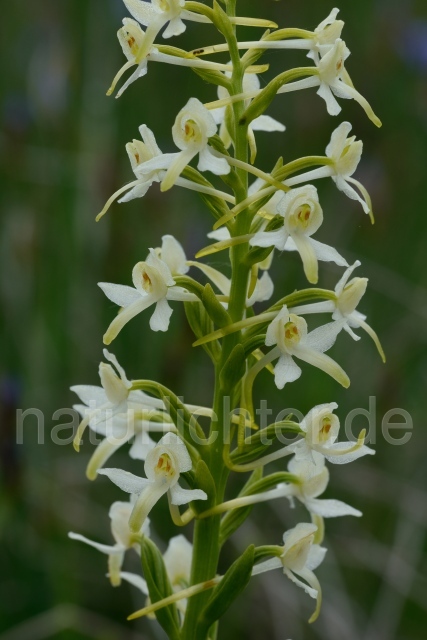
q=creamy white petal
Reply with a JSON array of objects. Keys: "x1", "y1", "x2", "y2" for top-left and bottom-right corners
[
  {"x1": 198, "y1": 148, "x2": 230, "y2": 176},
  {"x1": 169, "y1": 483, "x2": 208, "y2": 506},
  {"x1": 119, "y1": 571, "x2": 149, "y2": 595},
  {"x1": 149, "y1": 298, "x2": 173, "y2": 332},
  {"x1": 68, "y1": 532, "x2": 124, "y2": 556},
  {"x1": 294, "y1": 346, "x2": 349, "y2": 387},
  {"x1": 161, "y1": 235, "x2": 189, "y2": 275},
  {"x1": 98, "y1": 468, "x2": 150, "y2": 494},
  {"x1": 123, "y1": 1, "x2": 158, "y2": 27},
  {"x1": 274, "y1": 354, "x2": 302, "y2": 389},
  {"x1": 129, "y1": 432, "x2": 156, "y2": 460},
  {"x1": 71, "y1": 385, "x2": 107, "y2": 407},
  {"x1": 98, "y1": 283, "x2": 142, "y2": 308},
  {"x1": 163, "y1": 16, "x2": 186, "y2": 38},
  {"x1": 305, "y1": 497, "x2": 362, "y2": 518},
  {"x1": 309, "y1": 238, "x2": 349, "y2": 267},
  {"x1": 306, "y1": 544, "x2": 327, "y2": 571},
  {"x1": 103, "y1": 296, "x2": 159, "y2": 345},
  {"x1": 251, "y1": 115, "x2": 286, "y2": 132},
  {"x1": 251, "y1": 557, "x2": 283, "y2": 576},
  {"x1": 324, "y1": 442, "x2": 375, "y2": 464},
  {"x1": 305, "y1": 321, "x2": 344, "y2": 353}
]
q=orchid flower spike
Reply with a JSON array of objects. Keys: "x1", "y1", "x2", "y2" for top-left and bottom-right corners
[
  {"x1": 286, "y1": 122, "x2": 372, "y2": 216},
  {"x1": 69, "y1": 498, "x2": 150, "y2": 586},
  {"x1": 290, "y1": 261, "x2": 386, "y2": 361},
  {"x1": 99, "y1": 433, "x2": 208, "y2": 531},
  {"x1": 265, "y1": 305, "x2": 350, "y2": 389},
  {"x1": 251, "y1": 185, "x2": 348, "y2": 284},
  {"x1": 252, "y1": 523, "x2": 326, "y2": 623},
  {"x1": 99, "y1": 242, "x2": 198, "y2": 343},
  {"x1": 288, "y1": 403, "x2": 375, "y2": 464}
]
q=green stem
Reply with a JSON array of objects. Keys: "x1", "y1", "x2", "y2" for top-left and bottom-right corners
[{"x1": 181, "y1": 3, "x2": 252, "y2": 638}]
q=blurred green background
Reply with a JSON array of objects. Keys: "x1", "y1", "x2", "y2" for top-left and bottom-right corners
[{"x1": 1, "y1": 0, "x2": 427, "y2": 638}]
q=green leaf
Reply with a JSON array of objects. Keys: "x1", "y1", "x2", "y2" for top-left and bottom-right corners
[
  {"x1": 219, "y1": 467, "x2": 263, "y2": 545},
  {"x1": 219, "y1": 343, "x2": 246, "y2": 390},
  {"x1": 140, "y1": 536, "x2": 181, "y2": 640},
  {"x1": 195, "y1": 545, "x2": 255, "y2": 636}
]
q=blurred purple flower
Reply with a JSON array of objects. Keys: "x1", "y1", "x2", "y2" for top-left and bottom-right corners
[{"x1": 398, "y1": 20, "x2": 427, "y2": 72}]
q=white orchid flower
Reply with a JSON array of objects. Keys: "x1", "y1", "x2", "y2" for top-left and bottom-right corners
[
  {"x1": 274, "y1": 39, "x2": 381, "y2": 127},
  {"x1": 97, "y1": 125, "x2": 235, "y2": 222},
  {"x1": 72, "y1": 349, "x2": 159, "y2": 451},
  {"x1": 286, "y1": 403, "x2": 375, "y2": 465},
  {"x1": 154, "y1": 98, "x2": 230, "y2": 192},
  {"x1": 251, "y1": 185, "x2": 348, "y2": 283},
  {"x1": 163, "y1": 534, "x2": 193, "y2": 614},
  {"x1": 99, "y1": 433, "x2": 207, "y2": 532},
  {"x1": 286, "y1": 122, "x2": 372, "y2": 215},
  {"x1": 252, "y1": 523, "x2": 326, "y2": 623},
  {"x1": 110, "y1": 18, "x2": 246, "y2": 98},
  {"x1": 264, "y1": 305, "x2": 349, "y2": 389},
  {"x1": 239, "y1": 403, "x2": 374, "y2": 471},
  {"x1": 99, "y1": 242, "x2": 197, "y2": 343},
  {"x1": 285, "y1": 454, "x2": 363, "y2": 518},
  {"x1": 211, "y1": 71, "x2": 285, "y2": 150},
  {"x1": 69, "y1": 498, "x2": 150, "y2": 586},
  {"x1": 290, "y1": 261, "x2": 385, "y2": 360},
  {"x1": 113, "y1": 534, "x2": 192, "y2": 616}
]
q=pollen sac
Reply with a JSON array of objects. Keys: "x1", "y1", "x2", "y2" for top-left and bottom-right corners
[
  {"x1": 283, "y1": 314, "x2": 306, "y2": 349},
  {"x1": 155, "y1": 453, "x2": 177, "y2": 482}
]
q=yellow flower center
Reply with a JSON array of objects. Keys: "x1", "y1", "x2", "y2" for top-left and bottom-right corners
[
  {"x1": 184, "y1": 119, "x2": 202, "y2": 144},
  {"x1": 294, "y1": 203, "x2": 312, "y2": 229},
  {"x1": 142, "y1": 271, "x2": 153, "y2": 293},
  {"x1": 319, "y1": 416, "x2": 332, "y2": 440},
  {"x1": 284, "y1": 321, "x2": 300, "y2": 344},
  {"x1": 155, "y1": 453, "x2": 175, "y2": 478}
]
